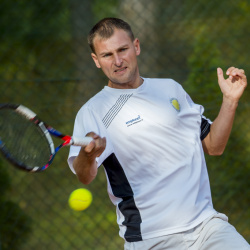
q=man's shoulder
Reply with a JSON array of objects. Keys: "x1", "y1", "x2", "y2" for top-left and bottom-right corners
[
  {"x1": 143, "y1": 77, "x2": 183, "y2": 90},
  {"x1": 144, "y1": 77, "x2": 179, "y2": 85},
  {"x1": 84, "y1": 89, "x2": 106, "y2": 108},
  {"x1": 75, "y1": 89, "x2": 106, "y2": 117}
]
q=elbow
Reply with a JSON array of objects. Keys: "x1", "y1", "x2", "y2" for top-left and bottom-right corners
[
  {"x1": 206, "y1": 147, "x2": 225, "y2": 156},
  {"x1": 75, "y1": 170, "x2": 96, "y2": 185},
  {"x1": 74, "y1": 166, "x2": 97, "y2": 185},
  {"x1": 208, "y1": 151, "x2": 224, "y2": 156},
  {"x1": 72, "y1": 158, "x2": 97, "y2": 185},
  {"x1": 78, "y1": 175, "x2": 94, "y2": 185}
]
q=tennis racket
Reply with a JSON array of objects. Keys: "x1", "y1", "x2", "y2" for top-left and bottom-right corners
[{"x1": 0, "y1": 103, "x2": 92, "y2": 172}]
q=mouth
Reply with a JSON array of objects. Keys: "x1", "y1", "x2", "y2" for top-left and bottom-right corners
[{"x1": 114, "y1": 67, "x2": 127, "y2": 73}]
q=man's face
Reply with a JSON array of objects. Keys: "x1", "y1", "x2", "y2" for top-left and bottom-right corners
[{"x1": 91, "y1": 29, "x2": 141, "y2": 89}]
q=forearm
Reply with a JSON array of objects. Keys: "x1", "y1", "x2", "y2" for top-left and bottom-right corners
[
  {"x1": 204, "y1": 97, "x2": 238, "y2": 155},
  {"x1": 203, "y1": 67, "x2": 247, "y2": 155},
  {"x1": 72, "y1": 132, "x2": 106, "y2": 185},
  {"x1": 73, "y1": 148, "x2": 98, "y2": 185}
]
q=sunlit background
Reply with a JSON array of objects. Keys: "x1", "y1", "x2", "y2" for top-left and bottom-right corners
[{"x1": 0, "y1": 0, "x2": 249, "y2": 249}]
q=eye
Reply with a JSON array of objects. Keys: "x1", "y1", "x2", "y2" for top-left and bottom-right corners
[
  {"x1": 103, "y1": 53, "x2": 111, "y2": 58},
  {"x1": 120, "y1": 48, "x2": 127, "y2": 52}
]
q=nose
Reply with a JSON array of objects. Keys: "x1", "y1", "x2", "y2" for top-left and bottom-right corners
[{"x1": 114, "y1": 54, "x2": 122, "y2": 67}]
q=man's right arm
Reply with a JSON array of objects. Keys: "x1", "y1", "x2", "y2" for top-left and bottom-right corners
[{"x1": 73, "y1": 132, "x2": 106, "y2": 185}]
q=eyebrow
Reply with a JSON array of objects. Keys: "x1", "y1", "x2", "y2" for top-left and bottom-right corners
[{"x1": 99, "y1": 44, "x2": 129, "y2": 57}]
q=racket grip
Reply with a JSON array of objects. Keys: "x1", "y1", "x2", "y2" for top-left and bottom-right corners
[{"x1": 71, "y1": 136, "x2": 93, "y2": 146}]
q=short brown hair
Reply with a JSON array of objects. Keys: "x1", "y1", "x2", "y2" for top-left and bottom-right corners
[{"x1": 88, "y1": 17, "x2": 135, "y2": 53}]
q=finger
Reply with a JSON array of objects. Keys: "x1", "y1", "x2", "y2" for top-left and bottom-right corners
[
  {"x1": 226, "y1": 67, "x2": 245, "y2": 78},
  {"x1": 94, "y1": 137, "x2": 106, "y2": 150},
  {"x1": 86, "y1": 131, "x2": 100, "y2": 140},
  {"x1": 84, "y1": 140, "x2": 96, "y2": 153},
  {"x1": 225, "y1": 68, "x2": 247, "y2": 83},
  {"x1": 239, "y1": 69, "x2": 245, "y2": 74},
  {"x1": 226, "y1": 67, "x2": 236, "y2": 75},
  {"x1": 226, "y1": 67, "x2": 245, "y2": 76},
  {"x1": 95, "y1": 137, "x2": 106, "y2": 157},
  {"x1": 230, "y1": 68, "x2": 240, "y2": 76},
  {"x1": 217, "y1": 67, "x2": 225, "y2": 83},
  {"x1": 231, "y1": 69, "x2": 246, "y2": 78},
  {"x1": 85, "y1": 137, "x2": 106, "y2": 155}
]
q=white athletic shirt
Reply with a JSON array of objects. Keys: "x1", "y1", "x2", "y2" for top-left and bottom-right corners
[{"x1": 68, "y1": 78, "x2": 216, "y2": 242}]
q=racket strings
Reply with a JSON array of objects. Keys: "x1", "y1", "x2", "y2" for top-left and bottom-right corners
[{"x1": 0, "y1": 109, "x2": 52, "y2": 169}]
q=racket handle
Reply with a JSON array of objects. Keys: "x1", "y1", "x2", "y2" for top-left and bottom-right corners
[{"x1": 71, "y1": 136, "x2": 93, "y2": 146}]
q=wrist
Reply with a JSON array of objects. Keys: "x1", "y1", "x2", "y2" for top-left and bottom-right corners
[{"x1": 222, "y1": 96, "x2": 239, "y2": 111}]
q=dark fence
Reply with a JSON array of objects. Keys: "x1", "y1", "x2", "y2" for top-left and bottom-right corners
[{"x1": 0, "y1": 0, "x2": 249, "y2": 249}]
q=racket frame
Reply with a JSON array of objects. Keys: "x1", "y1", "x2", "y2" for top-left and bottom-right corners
[{"x1": 0, "y1": 103, "x2": 91, "y2": 172}]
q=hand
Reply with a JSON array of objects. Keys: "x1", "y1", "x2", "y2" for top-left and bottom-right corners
[
  {"x1": 84, "y1": 132, "x2": 106, "y2": 158},
  {"x1": 217, "y1": 67, "x2": 247, "y2": 103},
  {"x1": 73, "y1": 132, "x2": 106, "y2": 185}
]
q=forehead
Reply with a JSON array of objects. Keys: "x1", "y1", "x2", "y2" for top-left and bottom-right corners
[{"x1": 93, "y1": 29, "x2": 133, "y2": 54}]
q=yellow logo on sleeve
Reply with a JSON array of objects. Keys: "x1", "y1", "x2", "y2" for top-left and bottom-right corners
[{"x1": 170, "y1": 98, "x2": 180, "y2": 112}]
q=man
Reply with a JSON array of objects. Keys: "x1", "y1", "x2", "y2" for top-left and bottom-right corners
[{"x1": 68, "y1": 17, "x2": 249, "y2": 249}]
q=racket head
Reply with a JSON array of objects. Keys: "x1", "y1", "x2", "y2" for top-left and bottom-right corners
[{"x1": 0, "y1": 104, "x2": 55, "y2": 172}]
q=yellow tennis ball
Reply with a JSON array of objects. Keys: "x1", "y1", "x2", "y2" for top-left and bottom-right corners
[{"x1": 68, "y1": 188, "x2": 92, "y2": 211}]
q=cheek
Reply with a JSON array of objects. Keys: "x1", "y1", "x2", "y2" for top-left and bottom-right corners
[
  {"x1": 129, "y1": 54, "x2": 138, "y2": 67},
  {"x1": 99, "y1": 62, "x2": 112, "y2": 74},
  {"x1": 127, "y1": 51, "x2": 138, "y2": 62}
]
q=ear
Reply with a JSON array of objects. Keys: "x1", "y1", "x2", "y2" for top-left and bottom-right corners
[
  {"x1": 91, "y1": 53, "x2": 101, "y2": 68},
  {"x1": 134, "y1": 38, "x2": 141, "y2": 56}
]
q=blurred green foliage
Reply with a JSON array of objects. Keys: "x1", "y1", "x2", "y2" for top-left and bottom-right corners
[
  {"x1": 0, "y1": 0, "x2": 249, "y2": 249},
  {"x1": 0, "y1": 160, "x2": 31, "y2": 250}
]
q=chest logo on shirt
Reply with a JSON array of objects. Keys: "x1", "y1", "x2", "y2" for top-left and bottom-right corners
[
  {"x1": 170, "y1": 98, "x2": 181, "y2": 112},
  {"x1": 126, "y1": 115, "x2": 143, "y2": 127}
]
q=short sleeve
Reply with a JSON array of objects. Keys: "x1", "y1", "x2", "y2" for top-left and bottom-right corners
[
  {"x1": 185, "y1": 91, "x2": 212, "y2": 140},
  {"x1": 67, "y1": 105, "x2": 113, "y2": 174}
]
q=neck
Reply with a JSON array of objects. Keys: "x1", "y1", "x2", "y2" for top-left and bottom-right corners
[{"x1": 108, "y1": 76, "x2": 143, "y2": 89}]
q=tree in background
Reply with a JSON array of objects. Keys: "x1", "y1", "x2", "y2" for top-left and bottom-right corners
[
  {"x1": 0, "y1": 159, "x2": 32, "y2": 250},
  {"x1": 0, "y1": 0, "x2": 249, "y2": 248},
  {"x1": 185, "y1": 22, "x2": 250, "y2": 239}
]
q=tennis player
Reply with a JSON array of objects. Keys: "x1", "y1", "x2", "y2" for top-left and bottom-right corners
[{"x1": 68, "y1": 18, "x2": 249, "y2": 249}]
